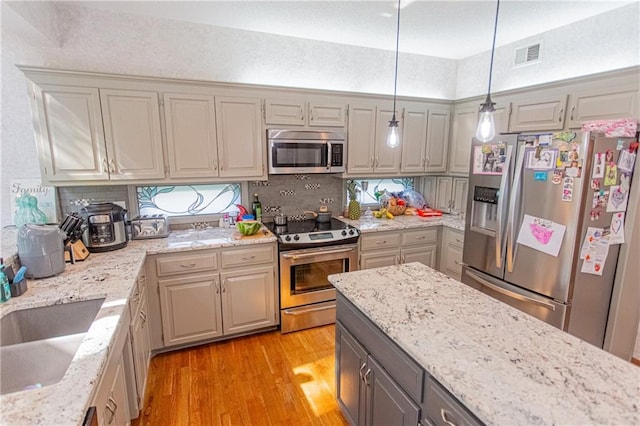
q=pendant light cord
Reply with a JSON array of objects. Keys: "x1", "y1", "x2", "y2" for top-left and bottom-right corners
[
  {"x1": 392, "y1": 0, "x2": 401, "y2": 118},
  {"x1": 486, "y1": 0, "x2": 500, "y2": 98}
]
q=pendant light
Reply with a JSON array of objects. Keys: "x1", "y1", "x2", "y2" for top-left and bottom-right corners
[
  {"x1": 475, "y1": 0, "x2": 501, "y2": 143},
  {"x1": 386, "y1": 0, "x2": 401, "y2": 148}
]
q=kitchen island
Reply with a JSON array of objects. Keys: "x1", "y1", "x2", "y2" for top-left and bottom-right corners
[
  {"x1": 329, "y1": 262, "x2": 640, "y2": 425},
  {"x1": 0, "y1": 226, "x2": 275, "y2": 425},
  {"x1": 339, "y1": 213, "x2": 464, "y2": 233}
]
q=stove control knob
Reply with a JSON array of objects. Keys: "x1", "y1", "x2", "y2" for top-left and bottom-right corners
[
  {"x1": 285, "y1": 236, "x2": 292, "y2": 241},
  {"x1": 349, "y1": 229, "x2": 355, "y2": 235},
  {"x1": 341, "y1": 230, "x2": 347, "y2": 236},
  {"x1": 293, "y1": 234, "x2": 300, "y2": 241}
]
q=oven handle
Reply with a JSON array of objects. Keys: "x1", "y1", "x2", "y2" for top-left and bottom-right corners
[
  {"x1": 281, "y1": 246, "x2": 357, "y2": 260},
  {"x1": 282, "y1": 304, "x2": 336, "y2": 315}
]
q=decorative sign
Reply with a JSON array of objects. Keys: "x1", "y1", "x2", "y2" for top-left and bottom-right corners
[{"x1": 10, "y1": 179, "x2": 57, "y2": 225}]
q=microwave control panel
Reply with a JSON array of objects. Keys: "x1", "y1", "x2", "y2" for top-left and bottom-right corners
[{"x1": 331, "y1": 143, "x2": 344, "y2": 167}]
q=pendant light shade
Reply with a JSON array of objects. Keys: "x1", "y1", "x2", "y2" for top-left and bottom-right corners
[
  {"x1": 386, "y1": 0, "x2": 401, "y2": 148},
  {"x1": 475, "y1": 0, "x2": 500, "y2": 143}
]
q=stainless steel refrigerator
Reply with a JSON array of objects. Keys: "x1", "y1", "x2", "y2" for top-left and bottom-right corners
[{"x1": 461, "y1": 131, "x2": 637, "y2": 348}]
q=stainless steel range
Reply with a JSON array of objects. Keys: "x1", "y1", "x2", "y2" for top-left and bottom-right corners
[{"x1": 265, "y1": 218, "x2": 360, "y2": 333}]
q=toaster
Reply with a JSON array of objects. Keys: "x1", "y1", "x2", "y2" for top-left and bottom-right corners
[{"x1": 131, "y1": 214, "x2": 169, "y2": 239}]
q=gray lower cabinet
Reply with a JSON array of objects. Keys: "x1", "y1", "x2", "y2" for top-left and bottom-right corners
[{"x1": 336, "y1": 292, "x2": 483, "y2": 426}]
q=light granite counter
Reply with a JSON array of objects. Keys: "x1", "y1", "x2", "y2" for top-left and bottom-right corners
[
  {"x1": 329, "y1": 262, "x2": 640, "y2": 426},
  {"x1": 0, "y1": 226, "x2": 275, "y2": 425},
  {"x1": 338, "y1": 213, "x2": 464, "y2": 233}
]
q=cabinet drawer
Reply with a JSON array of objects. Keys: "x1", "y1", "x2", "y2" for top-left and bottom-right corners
[
  {"x1": 156, "y1": 252, "x2": 218, "y2": 276},
  {"x1": 402, "y1": 228, "x2": 438, "y2": 246},
  {"x1": 360, "y1": 232, "x2": 402, "y2": 251},
  {"x1": 337, "y1": 293, "x2": 424, "y2": 402},
  {"x1": 425, "y1": 376, "x2": 483, "y2": 426},
  {"x1": 445, "y1": 229, "x2": 465, "y2": 249},
  {"x1": 221, "y1": 245, "x2": 273, "y2": 269},
  {"x1": 443, "y1": 244, "x2": 464, "y2": 280}
]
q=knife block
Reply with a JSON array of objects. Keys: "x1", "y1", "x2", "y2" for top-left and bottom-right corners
[{"x1": 64, "y1": 240, "x2": 90, "y2": 263}]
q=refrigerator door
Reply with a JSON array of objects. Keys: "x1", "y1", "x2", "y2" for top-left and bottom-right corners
[
  {"x1": 504, "y1": 133, "x2": 590, "y2": 302},
  {"x1": 463, "y1": 135, "x2": 518, "y2": 279},
  {"x1": 462, "y1": 266, "x2": 569, "y2": 329}
]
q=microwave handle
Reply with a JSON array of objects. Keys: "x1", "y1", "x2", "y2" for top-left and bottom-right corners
[{"x1": 326, "y1": 142, "x2": 332, "y2": 170}]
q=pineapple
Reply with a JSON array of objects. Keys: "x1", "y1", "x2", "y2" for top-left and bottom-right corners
[{"x1": 346, "y1": 180, "x2": 361, "y2": 220}]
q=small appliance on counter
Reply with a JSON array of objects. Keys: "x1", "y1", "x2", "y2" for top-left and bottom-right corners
[
  {"x1": 131, "y1": 214, "x2": 169, "y2": 239},
  {"x1": 80, "y1": 202, "x2": 128, "y2": 252},
  {"x1": 17, "y1": 224, "x2": 66, "y2": 278}
]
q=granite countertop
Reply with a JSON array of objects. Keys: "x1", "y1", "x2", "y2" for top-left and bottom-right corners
[
  {"x1": 329, "y1": 263, "x2": 640, "y2": 426},
  {"x1": 0, "y1": 226, "x2": 275, "y2": 425},
  {"x1": 339, "y1": 213, "x2": 464, "y2": 233}
]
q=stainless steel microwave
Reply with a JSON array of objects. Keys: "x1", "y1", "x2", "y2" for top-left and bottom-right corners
[{"x1": 267, "y1": 129, "x2": 346, "y2": 174}]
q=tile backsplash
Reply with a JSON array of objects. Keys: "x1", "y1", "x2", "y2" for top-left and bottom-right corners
[
  {"x1": 57, "y1": 185, "x2": 129, "y2": 217},
  {"x1": 250, "y1": 174, "x2": 344, "y2": 221}
]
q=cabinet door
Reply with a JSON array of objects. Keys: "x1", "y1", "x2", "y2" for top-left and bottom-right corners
[
  {"x1": 400, "y1": 106, "x2": 428, "y2": 173},
  {"x1": 452, "y1": 178, "x2": 468, "y2": 214},
  {"x1": 493, "y1": 101, "x2": 512, "y2": 135},
  {"x1": 366, "y1": 356, "x2": 420, "y2": 426},
  {"x1": 220, "y1": 265, "x2": 277, "y2": 335},
  {"x1": 566, "y1": 86, "x2": 638, "y2": 128},
  {"x1": 421, "y1": 177, "x2": 437, "y2": 208},
  {"x1": 100, "y1": 354, "x2": 130, "y2": 426},
  {"x1": 347, "y1": 104, "x2": 376, "y2": 174},
  {"x1": 309, "y1": 102, "x2": 347, "y2": 127},
  {"x1": 509, "y1": 93, "x2": 568, "y2": 132},
  {"x1": 158, "y1": 273, "x2": 223, "y2": 347},
  {"x1": 100, "y1": 89, "x2": 165, "y2": 180},
  {"x1": 32, "y1": 85, "x2": 109, "y2": 182},
  {"x1": 336, "y1": 323, "x2": 368, "y2": 426},
  {"x1": 164, "y1": 93, "x2": 219, "y2": 178},
  {"x1": 215, "y1": 96, "x2": 264, "y2": 178},
  {"x1": 402, "y1": 246, "x2": 437, "y2": 269},
  {"x1": 264, "y1": 99, "x2": 305, "y2": 125},
  {"x1": 439, "y1": 229, "x2": 465, "y2": 280},
  {"x1": 435, "y1": 177, "x2": 453, "y2": 212},
  {"x1": 425, "y1": 108, "x2": 450, "y2": 173},
  {"x1": 374, "y1": 106, "x2": 402, "y2": 174},
  {"x1": 449, "y1": 106, "x2": 477, "y2": 175},
  {"x1": 131, "y1": 296, "x2": 151, "y2": 413},
  {"x1": 360, "y1": 249, "x2": 400, "y2": 270}
]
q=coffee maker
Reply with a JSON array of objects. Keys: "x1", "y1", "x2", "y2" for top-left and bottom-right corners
[{"x1": 80, "y1": 203, "x2": 128, "y2": 252}]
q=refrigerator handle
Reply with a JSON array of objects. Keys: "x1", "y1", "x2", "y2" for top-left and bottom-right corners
[
  {"x1": 464, "y1": 268, "x2": 556, "y2": 311},
  {"x1": 506, "y1": 144, "x2": 526, "y2": 273},
  {"x1": 495, "y1": 144, "x2": 514, "y2": 268}
]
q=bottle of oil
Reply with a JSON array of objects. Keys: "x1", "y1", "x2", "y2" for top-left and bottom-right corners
[{"x1": 251, "y1": 193, "x2": 262, "y2": 222}]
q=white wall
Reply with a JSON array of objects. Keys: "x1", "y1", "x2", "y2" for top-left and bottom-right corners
[{"x1": 456, "y1": 3, "x2": 640, "y2": 99}]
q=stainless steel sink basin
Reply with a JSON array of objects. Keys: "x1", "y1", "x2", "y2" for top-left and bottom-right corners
[
  {"x1": 0, "y1": 298, "x2": 105, "y2": 395},
  {"x1": 0, "y1": 298, "x2": 105, "y2": 346}
]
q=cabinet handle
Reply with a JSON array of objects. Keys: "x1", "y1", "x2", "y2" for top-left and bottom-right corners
[
  {"x1": 454, "y1": 260, "x2": 463, "y2": 266},
  {"x1": 370, "y1": 157, "x2": 375, "y2": 168},
  {"x1": 570, "y1": 106, "x2": 575, "y2": 121},
  {"x1": 220, "y1": 164, "x2": 224, "y2": 171},
  {"x1": 395, "y1": 255, "x2": 401, "y2": 265},
  {"x1": 359, "y1": 363, "x2": 367, "y2": 381},
  {"x1": 455, "y1": 239, "x2": 464, "y2": 244},
  {"x1": 416, "y1": 235, "x2": 426, "y2": 240},
  {"x1": 102, "y1": 158, "x2": 109, "y2": 173},
  {"x1": 375, "y1": 240, "x2": 387, "y2": 245},
  {"x1": 300, "y1": 106, "x2": 304, "y2": 121},
  {"x1": 212, "y1": 161, "x2": 218, "y2": 171},
  {"x1": 558, "y1": 108, "x2": 564, "y2": 122},
  {"x1": 179, "y1": 263, "x2": 196, "y2": 269},
  {"x1": 241, "y1": 255, "x2": 256, "y2": 260},
  {"x1": 139, "y1": 310, "x2": 147, "y2": 323},
  {"x1": 426, "y1": 155, "x2": 431, "y2": 166},
  {"x1": 106, "y1": 397, "x2": 118, "y2": 424},
  {"x1": 401, "y1": 255, "x2": 406, "y2": 264},
  {"x1": 363, "y1": 368, "x2": 372, "y2": 386},
  {"x1": 375, "y1": 157, "x2": 379, "y2": 167},
  {"x1": 222, "y1": 283, "x2": 227, "y2": 293},
  {"x1": 440, "y1": 408, "x2": 457, "y2": 426},
  {"x1": 422, "y1": 157, "x2": 426, "y2": 167},
  {"x1": 215, "y1": 281, "x2": 220, "y2": 294}
]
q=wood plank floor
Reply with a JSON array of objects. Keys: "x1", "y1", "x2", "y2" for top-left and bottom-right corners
[{"x1": 133, "y1": 325, "x2": 348, "y2": 426}]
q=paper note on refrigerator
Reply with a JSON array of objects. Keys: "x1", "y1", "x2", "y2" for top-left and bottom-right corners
[
  {"x1": 516, "y1": 214, "x2": 566, "y2": 257},
  {"x1": 609, "y1": 212, "x2": 625, "y2": 245},
  {"x1": 580, "y1": 228, "x2": 610, "y2": 276}
]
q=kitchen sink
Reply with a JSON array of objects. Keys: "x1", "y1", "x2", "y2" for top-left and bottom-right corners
[{"x1": 0, "y1": 298, "x2": 105, "y2": 395}]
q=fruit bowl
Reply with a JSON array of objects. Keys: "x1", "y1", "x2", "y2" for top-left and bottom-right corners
[{"x1": 236, "y1": 220, "x2": 261, "y2": 236}]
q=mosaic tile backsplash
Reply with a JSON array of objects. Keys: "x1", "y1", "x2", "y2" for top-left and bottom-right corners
[
  {"x1": 58, "y1": 185, "x2": 130, "y2": 217},
  {"x1": 250, "y1": 174, "x2": 344, "y2": 221}
]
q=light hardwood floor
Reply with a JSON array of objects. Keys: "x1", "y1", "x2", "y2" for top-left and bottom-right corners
[{"x1": 133, "y1": 325, "x2": 348, "y2": 426}]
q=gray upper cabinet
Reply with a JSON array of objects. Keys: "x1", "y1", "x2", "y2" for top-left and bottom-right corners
[
  {"x1": 509, "y1": 92, "x2": 568, "y2": 132},
  {"x1": 164, "y1": 93, "x2": 219, "y2": 179},
  {"x1": 31, "y1": 84, "x2": 109, "y2": 182},
  {"x1": 264, "y1": 98, "x2": 346, "y2": 127},
  {"x1": 400, "y1": 105, "x2": 428, "y2": 174},
  {"x1": 374, "y1": 106, "x2": 402, "y2": 174},
  {"x1": 425, "y1": 108, "x2": 451, "y2": 173},
  {"x1": 566, "y1": 85, "x2": 638, "y2": 128},
  {"x1": 347, "y1": 103, "x2": 377, "y2": 175},
  {"x1": 448, "y1": 105, "x2": 477, "y2": 176},
  {"x1": 99, "y1": 89, "x2": 165, "y2": 180}
]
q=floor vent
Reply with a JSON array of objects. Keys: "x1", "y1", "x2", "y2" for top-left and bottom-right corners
[{"x1": 514, "y1": 42, "x2": 542, "y2": 67}]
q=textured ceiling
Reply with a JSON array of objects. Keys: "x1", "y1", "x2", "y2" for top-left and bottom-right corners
[{"x1": 78, "y1": 0, "x2": 634, "y2": 59}]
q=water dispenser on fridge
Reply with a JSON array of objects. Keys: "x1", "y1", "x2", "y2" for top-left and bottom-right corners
[{"x1": 470, "y1": 186, "x2": 499, "y2": 235}]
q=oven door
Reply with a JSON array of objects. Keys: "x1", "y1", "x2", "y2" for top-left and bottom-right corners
[
  {"x1": 279, "y1": 244, "x2": 358, "y2": 309},
  {"x1": 269, "y1": 140, "x2": 330, "y2": 174}
]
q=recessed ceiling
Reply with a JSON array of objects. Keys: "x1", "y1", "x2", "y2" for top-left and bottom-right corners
[{"x1": 78, "y1": 0, "x2": 633, "y2": 59}]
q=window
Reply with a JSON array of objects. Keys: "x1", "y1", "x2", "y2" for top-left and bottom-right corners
[
  {"x1": 349, "y1": 178, "x2": 414, "y2": 205},
  {"x1": 136, "y1": 184, "x2": 241, "y2": 217}
]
